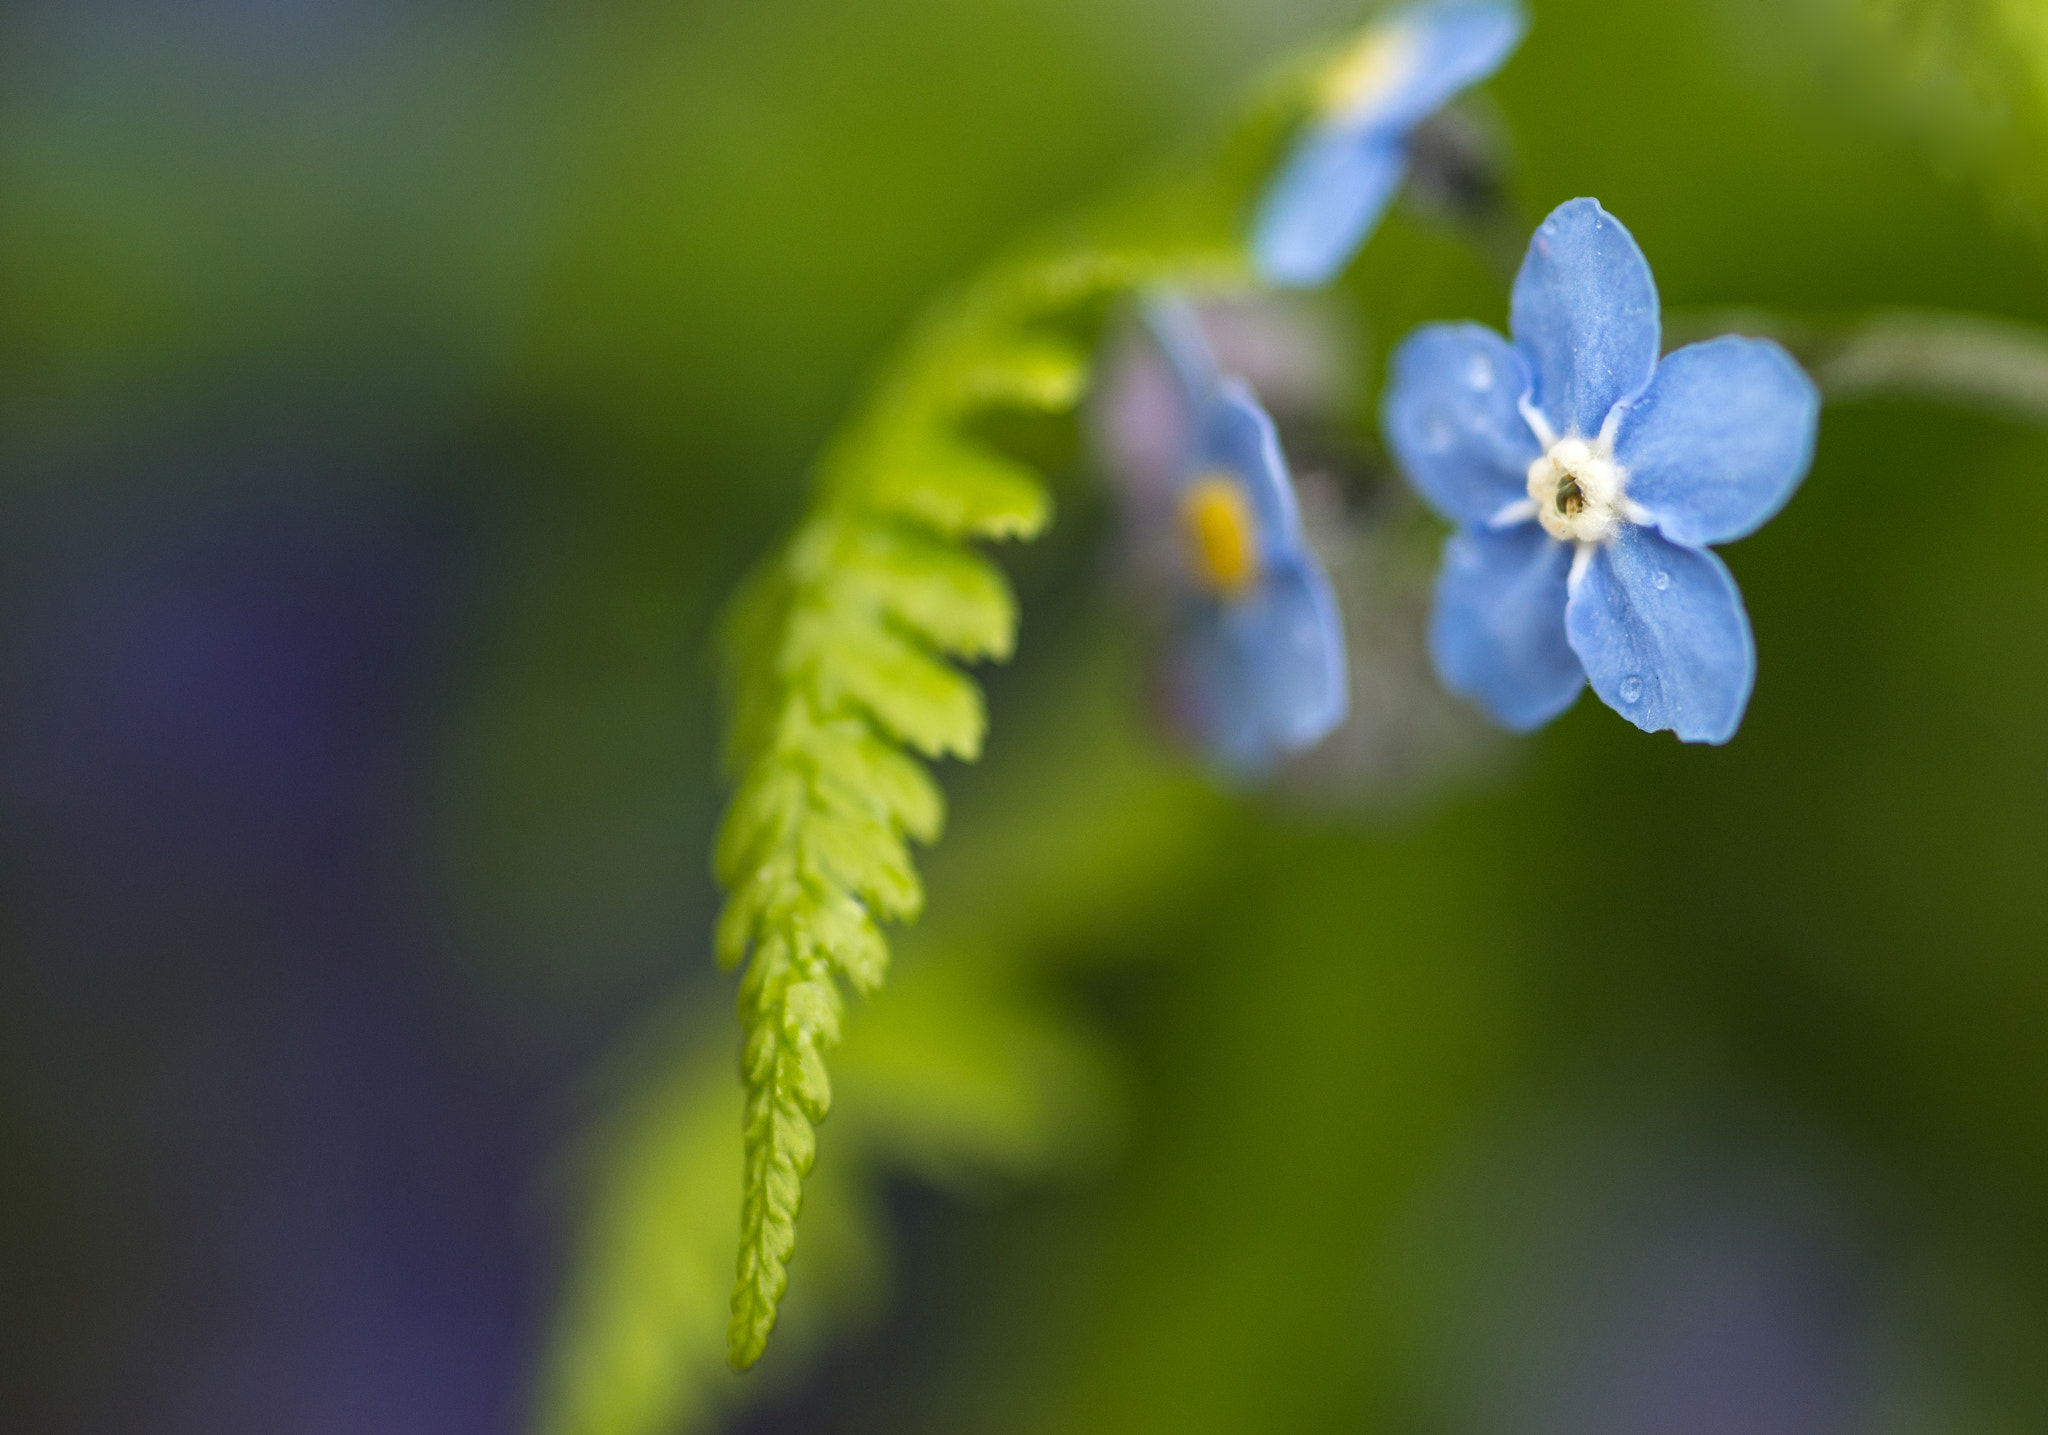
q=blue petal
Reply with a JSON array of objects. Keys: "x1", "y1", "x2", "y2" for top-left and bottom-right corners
[
  {"x1": 1141, "y1": 292, "x2": 1222, "y2": 416},
  {"x1": 1252, "y1": 2, "x2": 1527, "y2": 287},
  {"x1": 1614, "y1": 336, "x2": 1821, "y2": 547},
  {"x1": 1356, "y1": 1, "x2": 1530, "y2": 134},
  {"x1": 1239, "y1": 554, "x2": 1349, "y2": 753},
  {"x1": 1252, "y1": 130, "x2": 1409, "y2": 289},
  {"x1": 1196, "y1": 379, "x2": 1303, "y2": 559},
  {"x1": 1382, "y1": 322, "x2": 1542, "y2": 526},
  {"x1": 1565, "y1": 524, "x2": 1755, "y2": 744},
  {"x1": 1176, "y1": 605, "x2": 1268, "y2": 772},
  {"x1": 1176, "y1": 555, "x2": 1348, "y2": 771},
  {"x1": 1429, "y1": 522, "x2": 1583, "y2": 731},
  {"x1": 1510, "y1": 198, "x2": 1660, "y2": 440}
]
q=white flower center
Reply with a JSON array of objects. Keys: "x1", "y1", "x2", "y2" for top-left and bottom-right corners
[{"x1": 1526, "y1": 435, "x2": 1628, "y2": 545}]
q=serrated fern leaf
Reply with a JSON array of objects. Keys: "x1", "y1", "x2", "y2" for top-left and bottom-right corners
[
  {"x1": 717, "y1": 252, "x2": 1234, "y2": 1373},
  {"x1": 709, "y1": 24, "x2": 1348, "y2": 1372},
  {"x1": 532, "y1": 927, "x2": 1132, "y2": 1435},
  {"x1": 536, "y1": 626, "x2": 1234, "y2": 1435},
  {"x1": 530, "y1": 1017, "x2": 882, "y2": 1435}
]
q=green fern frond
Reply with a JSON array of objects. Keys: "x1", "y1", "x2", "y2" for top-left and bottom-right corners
[
  {"x1": 530, "y1": 1011, "x2": 884, "y2": 1435},
  {"x1": 715, "y1": 246, "x2": 1241, "y2": 1373},
  {"x1": 536, "y1": 632, "x2": 1230, "y2": 1435},
  {"x1": 532, "y1": 924, "x2": 1136, "y2": 1435},
  {"x1": 708, "y1": 20, "x2": 1360, "y2": 1372}
]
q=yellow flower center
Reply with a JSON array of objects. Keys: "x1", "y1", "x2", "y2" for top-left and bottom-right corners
[
  {"x1": 1179, "y1": 474, "x2": 1261, "y2": 598},
  {"x1": 1316, "y1": 23, "x2": 1420, "y2": 122}
]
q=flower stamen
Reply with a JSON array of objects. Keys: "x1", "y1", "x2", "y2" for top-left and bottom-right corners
[
  {"x1": 1527, "y1": 435, "x2": 1627, "y2": 545},
  {"x1": 1179, "y1": 473, "x2": 1262, "y2": 598}
]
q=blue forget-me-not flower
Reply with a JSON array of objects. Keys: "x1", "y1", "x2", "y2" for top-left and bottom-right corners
[
  {"x1": 1254, "y1": 0, "x2": 1527, "y2": 288},
  {"x1": 1382, "y1": 198, "x2": 1820, "y2": 744},
  {"x1": 1126, "y1": 297, "x2": 1349, "y2": 771}
]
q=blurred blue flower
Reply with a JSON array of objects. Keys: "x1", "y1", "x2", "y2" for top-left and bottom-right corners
[
  {"x1": 1142, "y1": 297, "x2": 1348, "y2": 772},
  {"x1": 1252, "y1": 0, "x2": 1526, "y2": 288},
  {"x1": 1382, "y1": 198, "x2": 1819, "y2": 744}
]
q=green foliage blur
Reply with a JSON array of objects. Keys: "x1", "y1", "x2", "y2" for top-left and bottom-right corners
[{"x1": 11, "y1": 0, "x2": 2048, "y2": 1430}]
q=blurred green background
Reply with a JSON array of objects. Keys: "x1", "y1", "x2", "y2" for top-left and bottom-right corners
[{"x1": 2, "y1": 0, "x2": 2047, "y2": 1431}]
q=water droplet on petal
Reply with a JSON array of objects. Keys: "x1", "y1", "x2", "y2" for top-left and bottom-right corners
[
  {"x1": 1465, "y1": 353, "x2": 1494, "y2": 391},
  {"x1": 1652, "y1": 569, "x2": 1670, "y2": 592},
  {"x1": 1619, "y1": 675, "x2": 1644, "y2": 703}
]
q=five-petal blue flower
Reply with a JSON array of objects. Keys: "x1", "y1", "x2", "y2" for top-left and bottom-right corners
[
  {"x1": 1253, "y1": 0, "x2": 1526, "y2": 289},
  {"x1": 1140, "y1": 298, "x2": 1349, "y2": 771},
  {"x1": 1382, "y1": 198, "x2": 1820, "y2": 744}
]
